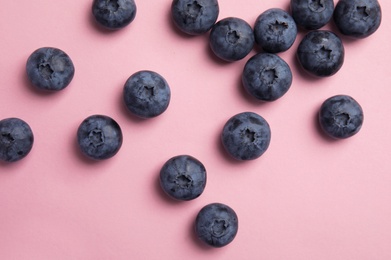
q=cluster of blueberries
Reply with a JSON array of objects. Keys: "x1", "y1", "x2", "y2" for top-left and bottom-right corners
[{"x1": 0, "y1": 0, "x2": 382, "y2": 248}]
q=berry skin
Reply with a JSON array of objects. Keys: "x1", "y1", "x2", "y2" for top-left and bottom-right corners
[
  {"x1": 26, "y1": 47, "x2": 75, "y2": 91},
  {"x1": 77, "y1": 115, "x2": 123, "y2": 160},
  {"x1": 123, "y1": 70, "x2": 171, "y2": 119},
  {"x1": 333, "y1": 0, "x2": 381, "y2": 39},
  {"x1": 297, "y1": 30, "x2": 344, "y2": 77},
  {"x1": 159, "y1": 155, "x2": 207, "y2": 201},
  {"x1": 254, "y1": 8, "x2": 297, "y2": 53},
  {"x1": 221, "y1": 112, "x2": 271, "y2": 161},
  {"x1": 195, "y1": 203, "x2": 238, "y2": 248},
  {"x1": 0, "y1": 118, "x2": 34, "y2": 162},
  {"x1": 319, "y1": 95, "x2": 364, "y2": 139},
  {"x1": 209, "y1": 17, "x2": 255, "y2": 62},
  {"x1": 242, "y1": 53, "x2": 292, "y2": 101},
  {"x1": 290, "y1": 0, "x2": 334, "y2": 30},
  {"x1": 171, "y1": 0, "x2": 219, "y2": 35},
  {"x1": 92, "y1": 0, "x2": 137, "y2": 30}
]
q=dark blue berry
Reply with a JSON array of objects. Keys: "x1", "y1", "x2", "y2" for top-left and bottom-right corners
[
  {"x1": 242, "y1": 53, "x2": 292, "y2": 101},
  {"x1": 77, "y1": 115, "x2": 123, "y2": 160},
  {"x1": 26, "y1": 47, "x2": 75, "y2": 91},
  {"x1": 0, "y1": 118, "x2": 34, "y2": 162},
  {"x1": 333, "y1": 0, "x2": 381, "y2": 39},
  {"x1": 319, "y1": 95, "x2": 364, "y2": 139},
  {"x1": 221, "y1": 112, "x2": 271, "y2": 161},
  {"x1": 254, "y1": 8, "x2": 297, "y2": 53},
  {"x1": 209, "y1": 17, "x2": 254, "y2": 62},
  {"x1": 123, "y1": 70, "x2": 171, "y2": 119},
  {"x1": 171, "y1": 0, "x2": 219, "y2": 35},
  {"x1": 92, "y1": 0, "x2": 137, "y2": 30},
  {"x1": 195, "y1": 203, "x2": 238, "y2": 248},
  {"x1": 159, "y1": 155, "x2": 207, "y2": 201},
  {"x1": 290, "y1": 0, "x2": 334, "y2": 30},
  {"x1": 297, "y1": 30, "x2": 344, "y2": 77}
]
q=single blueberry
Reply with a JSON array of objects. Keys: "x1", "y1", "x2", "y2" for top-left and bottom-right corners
[
  {"x1": 195, "y1": 203, "x2": 238, "y2": 247},
  {"x1": 242, "y1": 53, "x2": 292, "y2": 101},
  {"x1": 221, "y1": 112, "x2": 271, "y2": 161},
  {"x1": 77, "y1": 115, "x2": 123, "y2": 160},
  {"x1": 254, "y1": 8, "x2": 297, "y2": 53},
  {"x1": 159, "y1": 155, "x2": 207, "y2": 201},
  {"x1": 0, "y1": 118, "x2": 34, "y2": 162},
  {"x1": 209, "y1": 17, "x2": 255, "y2": 62},
  {"x1": 92, "y1": 0, "x2": 137, "y2": 30},
  {"x1": 26, "y1": 47, "x2": 75, "y2": 91},
  {"x1": 290, "y1": 0, "x2": 334, "y2": 30},
  {"x1": 297, "y1": 30, "x2": 344, "y2": 77},
  {"x1": 319, "y1": 95, "x2": 364, "y2": 139},
  {"x1": 171, "y1": 0, "x2": 219, "y2": 35},
  {"x1": 123, "y1": 70, "x2": 171, "y2": 119},
  {"x1": 333, "y1": 0, "x2": 381, "y2": 38}
]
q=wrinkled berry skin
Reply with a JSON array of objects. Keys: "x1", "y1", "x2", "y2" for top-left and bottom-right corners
[
  {"x1": 254, "y1": 8, "x2": 297, "y2": 53},
  {"x1": 290, "y1": 0, "x2": 334, "y2": 30},
  {"x1": 297, "y1": 30, "x2": 344, "y2": 77},
  {"x1": 242, "y1": 53, "x2": 292, "y2": 101},
  {"x1": 195, "y1": 203, "x2": 238, "y2": 248},
  {"x1": 221, "y1": 112, "x2": 271, "y2": 161},
  {"x1": 319, "y1": 95, "x2": 364, "y2": 139},
  {"x1": 159, "y1": 155, "x2": 207, "y2": 201},
  {"x1": 333, "y1": 0, "x2": 381, "y2": 38},
  {"x1": 77, "y1": 115, "x2": 123, "y2": 160},
  {"x1": 123, "y1": 70, "x2": 171, "y2": 118},
  {"x1": 92, "y1": 0, "x2": 137, "y2": 30},
  {"x1": 171, "y1": 0, "x2": 219, "y2": 35},
  {"x1": 26, "y1": 47, "x2": 75, "y2": 91},
  {"x1": 209, "y1": 17, "x2": 254, "y2": 62},
  {"x1": 0, "y1": 118, "x2": 34, "y2": 162}
]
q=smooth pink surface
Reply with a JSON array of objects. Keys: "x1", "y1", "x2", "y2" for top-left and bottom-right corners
[{"x1": 1, "y1": 0, "x2": 391, "y2": 259}]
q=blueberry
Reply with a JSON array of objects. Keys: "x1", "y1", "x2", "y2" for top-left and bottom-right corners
[
  {"x1": 195, "y1": 203, "x2": 238, "y2": 247},
  {"x1": 297, "y1": 30, "x2": 344, "y2": 77},
  {"x1": 254, "y1": 8, "x2": 297, "y2": 53},
  {"x1": 77, "y1": 115, "x2": 123, "y2": 160},
  {"x1": 221, "y1": 112, "x2": 271, "y2": 161},
  {"x1": 242, "y1": 53, "x2": 292, "y2": 101},
  {"x1": 171, "y1": 0, "x2": 219, "y2": 35},
  {"x1": 0, "y1": 118, "x2": 34, "y2": 162},
  {"x1": 209, "y1": 17, "x2": 254, "y2": 62},
  {"x1": 26, "y1": 47, "x2": 75, "y2": 91},
  {"x1": 92, "y1": 0, "x2": 137, "y2": 30},
  {"x1": 159, "y1": 155, "x2": 207, "y2": 201},
  {"x1": 333, "y1": 0, "x2": 381, "y2": 39},
  {"x1": 123, "y1": 70, "x2": 171, "y2": 118},
  {"x1": 290, "y1": 0, "x2": 334, "y2": 30},
  {"x1": 319, "y1": 95, "x2": 364, "y2": 139}
]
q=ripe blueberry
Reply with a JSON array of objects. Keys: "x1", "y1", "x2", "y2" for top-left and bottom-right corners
[
  {"x1": 171, "y1": 0, "x2": 219, "y2": 35},
  {"x1": 290, "y1": 0, "x2": 334, "y2": 30},
  {"x1": 92, "y1": 0, "x2": 137, "y2": 30},
  {"x1": 159, "y1": 155, "x2": 207, "y2": 201},
  {"x1": 209, "y1": 17, "x2": 254, "y2": 62},
  {"x1": 195, "y1": 203, "x2": 238, "y2": 247},
  {"x1": 254, "y1": 8, "x2": 297, "y2": 53},
  {"x1": 26, "y1": 47, "x2": 75, "y2": 91},
  {"x1": 77, "y1": 115, "x2": 123, "y2": 160},
  {"x1": 297, "y1": 30, "x2": 344, "y2": 77},
  {"x1": 221, "y1": 112, "x2": 271, "y2": 161},
  {"x1": 242, "y1": 53, "x2": 292, "y2": 101},
  {"x1": 123, "y1": 70, "x2": 171, "y2": 119},
  {"x1": 333, "y1": 0, "x2": 382, "y2": 39},
  {"x1": 0, "y1": 118, "x2": 34, "y2": 162},
  {"x1": 319, "y1": 95, "x2": 364, "y2": 139}
]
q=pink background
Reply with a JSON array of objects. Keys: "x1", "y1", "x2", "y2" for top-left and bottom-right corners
[{"x1": 1, "y1": 0, "x2": 391, "y2": 259}]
